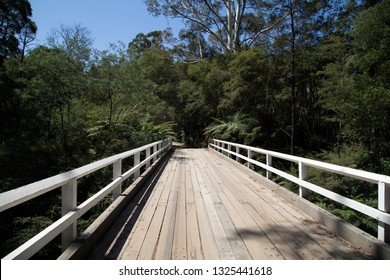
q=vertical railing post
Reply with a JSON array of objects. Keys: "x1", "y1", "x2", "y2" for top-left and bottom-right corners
[
  {"x1": 112, "y1": 159, "x2": 122, "y2": 200},
  {"x1": 299, "y1": 162, "x2": 309, "y2": 199},
  {"x1": 134, "y1": 152, "x2": 140, "y2": 179},
  {"x1": 247, "y1": 149, "x2": 253, "y2": 169},
  {"x1": 153, "y1": 144, "x2": 158, "y2": 162},
  {"x1": 227, "y1": 144, "x2": 232, "y2": 158},
  {"x1": 61, "y1": 178, "x2": 77, "y2": 251},
  {"x1": 145, "y1": 147, "x2": 151, "y2": 169},
  {"x1": 378, "y1": 182, "x2": 390, "y2": 243},
  {"x1": 158, "y1": 142, "x2": 162, "y2": 158},
  {"x1": 236, "y1": 146, "x2": 240, "y2": 162},
  {"x1": 266, "y1": 154, "x2": 272, "y2": 179}
]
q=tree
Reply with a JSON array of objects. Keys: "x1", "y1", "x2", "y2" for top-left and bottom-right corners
[
  {"x1": 0, "y1": 0, "x2": 36, "y2": 64},
  {"x1": 146, "y1": 0, "x2": 285, "y2": 53},
  {"x1": 47, "y1": 23, "x2": 93, "y2": 67},
  {"x1": 128, "y1": 30, "x2": 166, "y2": 59}
]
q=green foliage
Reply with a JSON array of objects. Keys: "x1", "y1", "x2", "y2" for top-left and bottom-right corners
[{"x1": 204, "y1": 113, "x2": 252, "y2": 143}]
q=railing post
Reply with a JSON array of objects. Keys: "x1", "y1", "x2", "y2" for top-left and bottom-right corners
[
  {"x1": 236, "y1": 146, "x2": 240, "y2": 162},
  {"x1": 112, "y1": 159, "x2": 122, "y2": 200},
  {"x1": 299, "y1": 162, "x2": 309, "y2": 199},
  {"x1": 247, "y1": 149, "x2": 253, "y2": 169},
  {"x1": 153, "y1": 144, "x2": 158, "y2": 162},
  {"x1": 61, "y1": 178, "x2": 77, "y2": 251},
  {"x1": 378, "y1": 182, "x2": 390, "y2": 243},
  {"x1": 145, "y1": 147, "x2": 151, "y2": 169},
  {"x1": 266, "y1": 154, "x2": 272, "y2": 179},
  {"x1": 134, "y1": 152, "x2": 140, "y2": 179},
  {"x1": 227, "y1": 144, "x2": 232, "y2": 158}
]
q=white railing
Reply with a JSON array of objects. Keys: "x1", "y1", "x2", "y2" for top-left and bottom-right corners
[
  {"x1": 210, "y1": 139, "x2": 390, "y2": 243},
  {"x1": 0, "y1": 138, "x2": 172, "y2": 259}
]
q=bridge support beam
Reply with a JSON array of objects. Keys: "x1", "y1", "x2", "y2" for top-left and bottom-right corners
[
  {"x1": 378, "y1": 182, "x2": 390, "y2": 243},
  {"x1": 61, "y1": 179, "x2": 77, "y2": 251}
]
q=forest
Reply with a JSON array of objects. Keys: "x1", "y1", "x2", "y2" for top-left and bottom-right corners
[{"x1": 0, "y1": 0, "x2": 389, "y2": 258}]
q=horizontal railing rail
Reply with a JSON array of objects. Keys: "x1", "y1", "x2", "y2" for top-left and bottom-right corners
[
  {"x1": 210, "y1": 139, "x2": 390, "y2": 244},
  {"x1": 0, "y1": 138, "x2": 172, "y2": 259}
]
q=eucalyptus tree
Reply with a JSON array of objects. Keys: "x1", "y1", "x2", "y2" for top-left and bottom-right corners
[{"x1": 145, "y1": 0, "x2": 285, "y2": 53}]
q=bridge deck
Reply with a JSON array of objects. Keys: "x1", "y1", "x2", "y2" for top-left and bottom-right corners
[{"x1": 88, "y1": 148, "x2": 372, "y2": 260}]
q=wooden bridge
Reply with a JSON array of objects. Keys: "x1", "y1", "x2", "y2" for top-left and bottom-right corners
[{"x1": 1, "y1": 139, "x2": 390, "y2": 260}]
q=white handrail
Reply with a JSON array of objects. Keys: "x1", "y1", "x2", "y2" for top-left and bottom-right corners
[
  {"x1": 210, "y1": 139, "x2": 390, "y2": 243},
  {"x1": 1, "y1": 138, "x2": 172, "y2": 259}
]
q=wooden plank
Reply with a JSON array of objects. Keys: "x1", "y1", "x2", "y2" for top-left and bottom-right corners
[
  {"x1": 213, "y1": 203, "x2": 252, "y2": 259},
  {"x1": 209, "y1": 150, "x2": 358, "y2": 259},
  {"x1": 189, "y1": 156, "x2": 220, "y2": 260},
  {"x1": 137, "y1": 167, "x2": 175, "y2": 259},
  {"x1": 119, "y1": 157, "x2": 173, "y2": 259},
  {"x1": 172, "y1": 158, "x2": 188, "y2": 260},
  {"x1": 210, "y1": 152, "x2": 334, "y2": 259},
  {"x1": 205, "y1": 152, "x2": 316, "y2": 259},
  {"x1": 154, "y1": 156, "x2": 180, "y2": 260},
  {"x1": 200, "y1": 151, "x2": 283, "y2": 259},
  {"x1": 195, "y1": 151, "x2": 255, "y2": 259},
  {"x1": 185, "y1": 155, "x2": 203, "y2": 260},
  {"x1": 192, "y1": 150, "x2": 235, "y2": 259}
]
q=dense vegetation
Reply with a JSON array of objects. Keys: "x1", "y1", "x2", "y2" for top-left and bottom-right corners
[{"x1": 1, "y1": 0, "x2": 389, "y2": 258}]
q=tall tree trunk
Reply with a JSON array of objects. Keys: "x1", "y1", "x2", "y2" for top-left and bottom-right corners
[{"x1": 225, "y1": 0, "x2": 234, "y2": 52}]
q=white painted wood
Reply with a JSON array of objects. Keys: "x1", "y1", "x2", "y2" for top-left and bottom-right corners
[
  {"x1": 134, "y1": 152, "x2": 140, "y2": 179},
  {"x1": 3, "y1": 211, "x2": 78, "y2": 259},
  {"x1": 145, "y1": 147, "x2": 151, "y2": 169},
  {"x1": 0, "y1": 140, "x2": 168, "y2": 212},
  {"x1": 210, "y1": 140, "x2": 390, "y2": 237},
  {"x1": 299, "y1": 162, "x2": 309, "y2": 199},
  {"x1": 153, "y1": 144, "x2": 158, "y2": 162},
  {"x1": 266, "y1": 154, "x2": 272, "y2": 179},
  {"x1": 112, "y1": 159, "x2": 122, "y2": 200},
  {"x1": 212, "y1": 140, "x2": 390, "y2": 184},
  {"x1": 0, "y1": 138, "x2": 172, "y2": 259},
  {"x1": 247, "y1": 149, "x2": 252, "y2": 169},
  {"x1": 61, "y1": 179, "x2": 77, "y2": 251},
  {"x1": 378, "y1": 182, "x2": 390, "y2": 242}
]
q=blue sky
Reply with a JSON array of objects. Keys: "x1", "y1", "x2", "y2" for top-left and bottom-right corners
[{"x1": 29, "y1": 0, "x2": 184, "y2": 50}]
